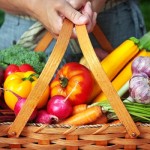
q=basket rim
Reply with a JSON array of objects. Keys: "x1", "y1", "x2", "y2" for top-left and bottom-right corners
[{"x1": 1, "y1": 121, "x2": 150, "y2": 128}]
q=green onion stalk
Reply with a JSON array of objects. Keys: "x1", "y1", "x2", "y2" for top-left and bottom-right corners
[{"x1": 90, "y1": 100, "x2": 150, "y2": 123}]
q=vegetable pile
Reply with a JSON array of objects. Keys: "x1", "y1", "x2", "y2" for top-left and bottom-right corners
[{"x1": 0, "y1": 32, "x2": 150, "y2": 126}]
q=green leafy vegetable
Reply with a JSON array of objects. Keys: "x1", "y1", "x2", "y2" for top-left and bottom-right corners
[
  {"x1": 139, "y1": 31, "x2": 150, "y2": 50},
  {"x1": 0, "y1": 44, "x2": 47, "y2": 74}
]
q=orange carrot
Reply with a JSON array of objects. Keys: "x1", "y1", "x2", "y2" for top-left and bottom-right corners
[
  {"x1": 72, "y1": 104, "x2": 87, "y2": 115},
  {"x1": 60, "y1": 106, "x2": 102, "y2": 126},
  {"x1": 110, "y1": 120, "x2": 121, "y2": 125},
  {"x1": 90, "y1": 114, "x2": 108, "y2": 125}
]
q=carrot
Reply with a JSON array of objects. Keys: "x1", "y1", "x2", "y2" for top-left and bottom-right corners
[
  {"x1": 90, "y1": 114, "x2": 108, "y2": 125},
  {"x1": 60, "y1": 106, "x2": 102, "y2": 126},
  {"x1": 72, "y1": 105, "x2": 107, "y2": 125},
  {"x1": 110, "y1": 120, "x2": 121, "y2": 125},
  {"x1": 72, "y1": 104, "x2": 87, "y2": 115}
]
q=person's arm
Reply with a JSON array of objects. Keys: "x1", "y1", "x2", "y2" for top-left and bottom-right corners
[
  {"x1": 0, "y1": 0, "x2": 96, "y2": 38},
  {"x1": 0, "y1": 0, "x2": 29, "y2": 15}
]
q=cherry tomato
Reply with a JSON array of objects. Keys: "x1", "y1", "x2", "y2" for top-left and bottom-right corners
[{"x1": 4, "y1": 64, "x2": 34, "y2": 79}]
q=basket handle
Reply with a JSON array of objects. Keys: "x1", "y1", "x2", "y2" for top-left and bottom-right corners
[
  {"x1": 75, "y1": 25, "x2": 140, "y2": 138},
  {"x1": 34, "y1": 31, "x2": 53, "y2": 52},
  {"x1": 34, "y1": 23, "x2": 113, "y2": 53},
  {"x1": 92, "y1": 24, "x2": 113, "y2": 53},
  {"x1": 8, "y1": 19, "x2": 73, "y2": 137},
  {"x1": 8, "y1": 19, "x2": 140, "y2": 138}
]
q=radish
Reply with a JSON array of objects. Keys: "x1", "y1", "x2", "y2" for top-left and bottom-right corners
[
  {"x1": 47, "y1": 83, "x2": 78, "y2": 120},
  {"x1": 0, "y1": 88, "x2": 37, "y2": 121},
  {"x1": 14, "y1": 97, "x2": 37, "y2": 121},
  {"x1": 35, "y1": 110, "x2": 58, "y2": 124},
  {"x1": 47, "y1": 95, "x2": 73, "y2": 120}
]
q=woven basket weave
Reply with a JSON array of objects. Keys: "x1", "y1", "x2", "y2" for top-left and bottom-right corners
[{"x1": 0, "y1": 19, "x2": 149, "y2": 150}]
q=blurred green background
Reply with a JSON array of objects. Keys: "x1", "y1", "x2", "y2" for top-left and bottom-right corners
[
  {"x1": 139, "y1": 0, "x2": 150, "y2": 31},
  {"x1": 0, "y1": 0, "x2": 150, "y2": 30},
  {"x1": 0, "y1": 10, "x2": 4, "y2": 27}
]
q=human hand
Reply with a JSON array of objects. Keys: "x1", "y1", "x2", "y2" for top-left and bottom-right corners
[{"x1": 28, "y1": 0, "x2": 97, "y2": 38}]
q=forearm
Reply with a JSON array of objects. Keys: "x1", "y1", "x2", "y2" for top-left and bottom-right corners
[{"x1": 0, "y1": 0, "x2": 31, "y2": 15}]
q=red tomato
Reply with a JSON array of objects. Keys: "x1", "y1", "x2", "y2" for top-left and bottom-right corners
[
  {"x1": 50, "y1": 62, "x2": 94, "y2": 106},
  {"x1": 4, "y1": 64, "x2": 34, "y2": 79},
  {"x1": 19, "y1": 64, "x2": 34, "y2": 72}
]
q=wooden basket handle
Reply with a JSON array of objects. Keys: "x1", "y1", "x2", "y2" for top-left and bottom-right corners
[
  {"x1": 34, "y1": 31, "x2": 53, "y2": 52},
  {"x1": 92, "y1": 24, "x2": 113, "y2": 53},
  {"x1": 34, "y1": 23, "x2": 113, "y2": 53},
  {"x1": 8, "y1": 19, "x2": 73, "y2": 137},
  {"x1": 8, "y1": 19, "x2": 140, "y2": 138},
  {"x1": 75, "y1": 25, "x2": 140, "y2": 138}
]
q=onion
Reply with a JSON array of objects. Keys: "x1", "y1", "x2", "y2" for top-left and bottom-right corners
[
  {"x1": 129, "y1": 73, "x2": 150, "y2": 104},
  {"x1": 35, "y1": 110, "x2": 58, "y2": 124},
  {"x1": 47, "y1": 95, "x2": 73, "y2": 120},
  {"x1": 132, "y1": 56, "x2": 150, "y2": 77}
]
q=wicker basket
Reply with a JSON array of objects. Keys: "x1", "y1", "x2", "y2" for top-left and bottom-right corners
[{"x1": 0, "y1": 19, "x2": 150, "y2": 150}]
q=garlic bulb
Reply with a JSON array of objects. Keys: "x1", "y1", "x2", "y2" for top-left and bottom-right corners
[
  {"x1": 131, "y1": 56, "x2": 150, "y2": 77},
  {"x1": 129, "y1": 73, "x2": 150, "y2": 104}
]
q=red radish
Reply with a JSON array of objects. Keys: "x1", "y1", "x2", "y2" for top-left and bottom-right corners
[
  {"x1": 47, "y1": 95, "x2": 73, "y2": 120},
  {"x1": 47, "y1": 82, "x2": 78, "y2": 120},
  {"x1": 14, "y1": 98, "x2": 37, "y2": 121},
  {"x1": 0, "y1": 88, "x2": 37, "y2": 121},
  {"x1": 35, "y1": 110, "x2": 58, "y2": 124}
]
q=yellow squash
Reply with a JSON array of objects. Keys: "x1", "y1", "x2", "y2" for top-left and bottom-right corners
[
  {"x1": 80, "y1": 38, "x2": 139, "y2": 81},
  {"x1": 93, "y1": 49, "x2": 149, "y2": 103},
  {"x1": 80, "y1": 38, "x2": 140, "y2": 101}
]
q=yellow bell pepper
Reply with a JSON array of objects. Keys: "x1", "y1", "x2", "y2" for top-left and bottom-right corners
[{"x1": 4, "y1": 71, "x2": 49, "y2": 110}]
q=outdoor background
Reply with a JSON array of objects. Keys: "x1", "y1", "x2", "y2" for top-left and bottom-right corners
[
  {"x1": 139, "y1": 0, "x2": 150, "y2": 31},
  {"x1": 0, "y1": 0, "x2": 150, "y2": 30}
]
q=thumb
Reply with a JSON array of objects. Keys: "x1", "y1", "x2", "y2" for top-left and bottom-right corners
[{"x1": 59, "y1": 3, "x2": 89, "y2": 25}]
